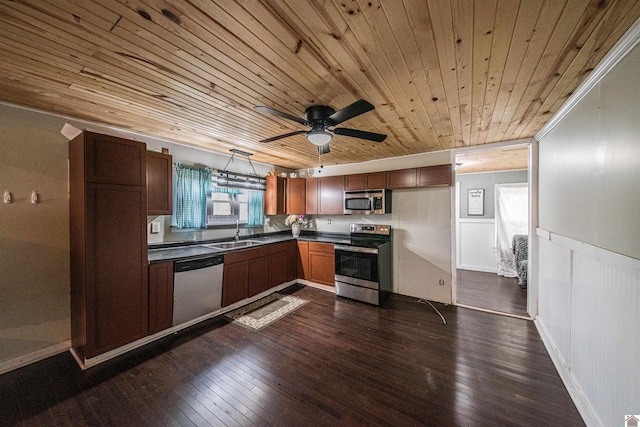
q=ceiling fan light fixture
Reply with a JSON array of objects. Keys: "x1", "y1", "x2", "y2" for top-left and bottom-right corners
[{"x1": 306, "y1": 128, "x2": 333, "y2": 146}]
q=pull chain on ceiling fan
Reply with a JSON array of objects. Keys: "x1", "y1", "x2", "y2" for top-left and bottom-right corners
[{"x1": 254, "y1": 99, "x2": 387, "y2": 154}]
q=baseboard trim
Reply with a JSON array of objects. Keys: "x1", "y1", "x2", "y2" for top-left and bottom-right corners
[
  {"x1": 534, "y1": 318, "x2": 602, "y2": 427},
  {"x1": 456, "y1": 303, "x2": 531, "y2": 320},
  {"x1": 296, "y1": 279, "x2": 336, "y2": 293},
  {"x1": 0, "y1": 340, "x2": 71, "y2": 376},
  {"x1": 457, "y1": 265, "x2": 498, "y2": 274},
  {"x1": 76, "y1": 280, "x2": 300, "y2": 370}
]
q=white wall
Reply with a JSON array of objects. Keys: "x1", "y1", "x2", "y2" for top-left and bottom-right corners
[
  {"x1": 0, "y1": 104, "x2": 70, "y2": 368},
  {"x1": 534, "y1": 25, "x2": 640, "y2": 427}
]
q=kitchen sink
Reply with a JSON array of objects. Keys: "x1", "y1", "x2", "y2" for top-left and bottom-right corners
[{"x1": 204, "y1": 240, "x2": 261, "y2": 250}]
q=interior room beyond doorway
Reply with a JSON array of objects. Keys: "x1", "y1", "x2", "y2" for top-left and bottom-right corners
[{"x1": 454, "y1": 145, "x2": 530, "y2": 317}]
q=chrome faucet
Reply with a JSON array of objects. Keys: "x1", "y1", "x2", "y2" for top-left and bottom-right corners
[{"x1": 235, "y1": 219, "x2": 240, "y2": 241}]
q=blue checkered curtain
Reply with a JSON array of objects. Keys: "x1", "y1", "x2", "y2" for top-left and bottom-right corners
[
  {"x1": 247, "y1": 190, "x2": 264, "y2": 226},
  {"x1": 172, "y1": 163, "x2": 211, "y2": 228}
]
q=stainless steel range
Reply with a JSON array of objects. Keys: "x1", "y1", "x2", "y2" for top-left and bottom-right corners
[{"x1": 334, "y1": 224, "x2": 392, "y2": 306}]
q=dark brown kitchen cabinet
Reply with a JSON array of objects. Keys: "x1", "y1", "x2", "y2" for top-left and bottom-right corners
[
  {"x1": 297, "y1": 241, "x2": 310, "y2": 279},
  {"x1": 305, "y1": 178, "x2": 318, "y2": 214},
  {"x1": 345, "y1": 172, "x2": 387, "y2": 190},
  {"x1": 69, "y1": 132, "x2": 148, "y2": 361},
  {"x1": 308, "y1": 242, "x2": 335, "y2": 286},
  {"x1": 147, "y1": 151, "x2": 173, "y2": 215},
  {"x1": 417, "y1": 164, "x2": 452, "y2": 187},
  {"x1": 265, "y1": 176, "x2": 286, "y2": 215},
  {"x1": 222, "y1": 246, "x2": 270, "y2": 305},
  {"x1": 318, "y1": 176, "x2": 345, "y2": 215},
  {"x1": 305, "y1": 176, "x2": 343, "y2": 215},
  {"x1": 387, "y1": 168, "x2": 417, "y2": 189},
  {"x1": 148, "y1": 261, "x2": 174, "y2": 335},
  {"x1": 267, "y1": 241, "x2": 297, "y2": 288},
  {"x1": 248, "y1": 255, "x2": 270, "y2": 297},
  {"x1": 266, "y1": 176, "x2": 306, "y2": 215},
  {"x1": 286, "y1": 178, "x2": 306, "y2": 214}
]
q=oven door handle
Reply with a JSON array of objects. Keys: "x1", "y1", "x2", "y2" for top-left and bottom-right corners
[{"x1": 334, "y1": 244, "x2": 379, "y2": 254}]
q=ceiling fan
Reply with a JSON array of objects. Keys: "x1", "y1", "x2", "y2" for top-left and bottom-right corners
[{"x1": 254, "y1": 99, "x2": 387, "y2": 154}]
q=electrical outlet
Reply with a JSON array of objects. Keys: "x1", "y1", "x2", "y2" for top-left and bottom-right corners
[
  {"x1": 328, "y1": 219, "x2": 331, "y2": 224},
  {"x1": 439, "y1": 279, "x2": 445, "y2": 286},
  {"x1": 150, "y1": 221, "x2": 160, "y2": 234}
]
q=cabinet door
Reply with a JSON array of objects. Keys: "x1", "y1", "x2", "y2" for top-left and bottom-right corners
[
  {"x1": 366, "y1": 172, "x2": 387, "y2": 189},
  {"x1": 286, "y1": 240, "x2": 298, "y2": 281},
  {"x1": 309, "y1": 251, "x2": 335, "y2": 286},
  {"x1": 248, "y1": 256, "x2": 270, "y2": 297},
  {"x1": 148, "y1": 261, "x2": 174, "y2": 335},
  {"x1": 147, "y1": 151, "x2": 173, "y2": 215},
  {"x1": 85, "y1": 183, "x2": 148, "y2": 357},
  {"x1": 297, "y1": 241, "x2": 310, "y2": 279},
  {"x1": 417, "y1": 164, "x2": 452, "y2": 187},
  {"x1": 345, "y1": 174, "x2": 366, "y2": 190},
  {"x1": 265, "y1": 176, "x2": 286, "y2": 215},
  {"x1": 267, "y1": 241, "x2": 290, "y2": 288},
  {"x1": 286, "y1": 178, "x2": 306, "y2": 214},
  {"x1": 319, "y1": 175, "x2": 345, "y2": 214},
  {"x1": 387, "y1": 168, "x2": 417, "y2": 189},
  {"x1": 85, "y1": 132, "x2": 147, "y2": 186},
  {"x1": 305, "y1": 178, "x2": 318, "y2": 214},
  {"x1": 222, "y1": 261, "x2": 249, "y2": 306}
]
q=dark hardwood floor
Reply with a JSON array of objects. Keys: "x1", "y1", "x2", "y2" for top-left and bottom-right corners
[
  {"x1": 0, "y1": 285, "x2": 581, "y2": 426},
  {"x1": 457, "y1": 269, "x2": 528, "y2": 316}
]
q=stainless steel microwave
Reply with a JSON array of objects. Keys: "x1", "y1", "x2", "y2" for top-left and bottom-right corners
[{"x1": 344, "y1": 189, "x2": 392, "y2": 215}]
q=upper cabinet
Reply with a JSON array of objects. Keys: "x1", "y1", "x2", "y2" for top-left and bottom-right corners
[
  {"x1": 305, "y1": 178, "x2": 318, "y2": 215},
  {"x1": 85, "y1": 132, "x2": 146, "y2": 185},
  {"x1": 344, "y1": 172, "x2": 386, "y2": 190},
  {"x1": 265, "y1": 176, "x2": 286, "y2": 215},
  {"x1": 386, "y1": 168, "x2": 417, "y2": 189},
  {"x1": 286, "y1": 178, "x2": 306, "y2": 214},
  {"x1": 417, "y1": 164, "x2": 452, "y2": 187},
  {"x1": 265, "y1": 176, "x2": 306, "y2": 215},
  {"x1": 304, "y1": 175, "x2": 344, "y2": 215},
  {"x1": 318, "y1": 175, "x2": 344, "y2": 215},
  {"x1": 146, "y1": 151, "x2": 173, "y2": 215}
]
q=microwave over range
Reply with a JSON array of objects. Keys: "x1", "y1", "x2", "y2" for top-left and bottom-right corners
[{"x1": 344, "y1": 189, "x2": 391, "y2": 215}]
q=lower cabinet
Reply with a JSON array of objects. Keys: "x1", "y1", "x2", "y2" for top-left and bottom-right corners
[
  {"x1": 298, "y1": 241, "x2": 335, "y2": 286},
  {"x1": 148, "y1": 261, "x2": 174, "y2": 335},
  {"x1": 222, "y1": 241, "x2": 299, "y2": 306},
  {"x1": 223, "y1": 246, "x2": 268, "y2": 306},
  {"x1": 268, "y1": 241, "x2": 297, "y2": 288}
]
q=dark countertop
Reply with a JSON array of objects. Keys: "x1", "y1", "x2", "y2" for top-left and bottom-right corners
[{"x1": 148, "y1": 231, "x2": 350, "y2": 263}]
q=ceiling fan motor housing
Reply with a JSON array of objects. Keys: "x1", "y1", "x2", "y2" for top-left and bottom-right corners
[{"x1": 305, "y1": 105, "x2": 335, "y2": 123}]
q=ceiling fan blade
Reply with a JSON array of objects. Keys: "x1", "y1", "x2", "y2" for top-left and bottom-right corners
[
  {"x1": 334, "y1": 127, "x2": 387, "y2": 142},
  {"x1": 259, "y1": 130, "x2": 305, "y2": 143},
  {"x1": 318, "y1": 143, "x2": 330, "y2": 155},
  {"x1": 254, "y1": 106, "x2": 306, "y2": 125},
  {"x1": 326, "y1": 99, "x2": 375, "y2": 125}
]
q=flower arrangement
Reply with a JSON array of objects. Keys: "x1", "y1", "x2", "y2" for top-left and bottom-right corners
[{"x1": 285, "y1": 214, "x2": 306, "y2": 226}]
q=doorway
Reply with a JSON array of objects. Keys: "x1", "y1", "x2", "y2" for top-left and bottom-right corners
[{"x1": 453, "y1": 145, "x2": 530, "y2": 317}]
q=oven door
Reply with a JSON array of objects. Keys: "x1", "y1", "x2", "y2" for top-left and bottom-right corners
[{"x1": 334, "y1": 245, "x2": 379, "y2": 289}]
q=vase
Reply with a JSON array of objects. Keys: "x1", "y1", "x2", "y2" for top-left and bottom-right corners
[{"x1": 291, "y1": 223, "x2": 301, "y2": 237}]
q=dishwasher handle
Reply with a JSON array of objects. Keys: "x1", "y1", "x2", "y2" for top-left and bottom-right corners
[{"x1": 174, "y1": 255, "x2": 224, "y2": 272}]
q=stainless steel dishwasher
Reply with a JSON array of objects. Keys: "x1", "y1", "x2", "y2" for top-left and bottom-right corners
[{"x1": 172, "y1": 255, "x2": 224, "y2": 326}]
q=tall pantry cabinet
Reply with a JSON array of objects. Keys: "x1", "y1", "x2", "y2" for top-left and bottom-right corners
[{"x1": 69, "y1": 132, "x2": 149, "y2": 361}]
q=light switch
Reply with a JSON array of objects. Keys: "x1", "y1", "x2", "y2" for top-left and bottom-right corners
[{"x1": 150, "y1": 221, "x2": 160, "y2": 234}]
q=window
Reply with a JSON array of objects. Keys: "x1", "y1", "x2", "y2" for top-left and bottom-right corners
[{"x1": 207, "y1": 187, "x2": 263, "y2": 227}]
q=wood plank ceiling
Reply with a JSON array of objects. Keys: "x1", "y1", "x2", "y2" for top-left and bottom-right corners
[{"x1": 1, "y1": 0, "x2": 639, "y2": 170}]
